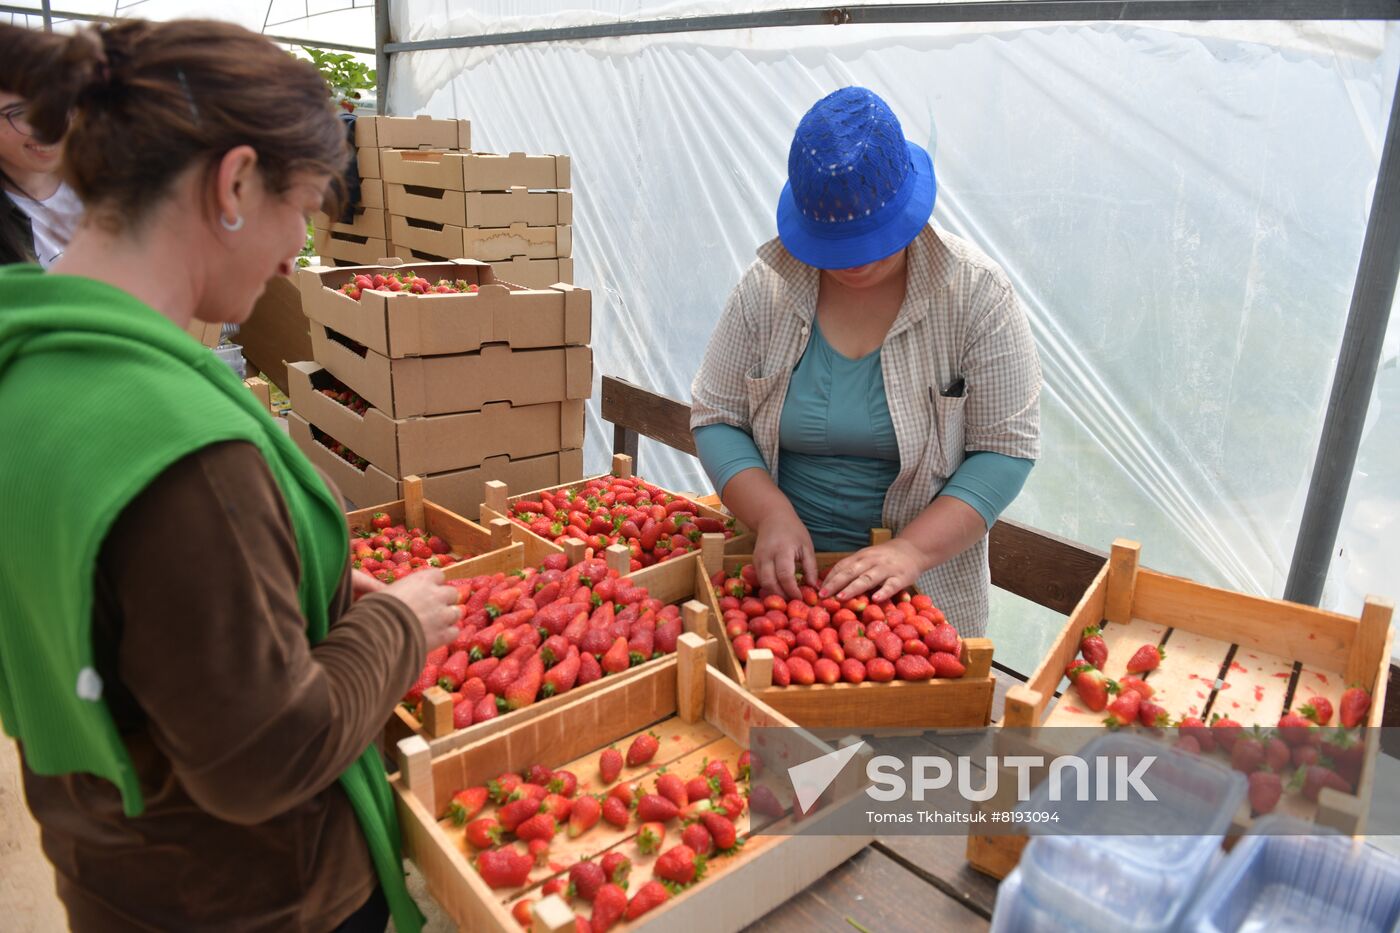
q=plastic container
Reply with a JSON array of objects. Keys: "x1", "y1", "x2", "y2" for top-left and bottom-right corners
[
  {"x1": 212, "y1": 343, "x2": 246, "y2": 379},
  {"x1": 1013, "y1": 733, "x2": 1245, "y2": 933},
  {"x1": 1182, "y1": 815, "x2": 1400, "y2": 933},
  {"x1": 989, "y1": 866, "x2": 1074, "y2": 932}
]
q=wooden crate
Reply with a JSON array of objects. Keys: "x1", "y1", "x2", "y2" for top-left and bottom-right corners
[
  {"x1": 965, "y1": 538, "x2": 1395, "y2": 879},
  {"x1": 709, "y1": 530, "x2": 996, "y2": 730},
  {"x1": 345, "y1": 475, "x2": 523, "y2": 581},
  {"x1": 477, "y1": 453, "x2": 754, "y2": 567},
  {"x1": 393, "y1": 635, "x2": 873, "y2": 932},
  {"x1": 386, "y1": 541, "x2": 720, "y2": 757}
]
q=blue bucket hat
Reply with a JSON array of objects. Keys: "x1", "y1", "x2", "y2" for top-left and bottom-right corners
[{"x1": 776, "y1": 87, "x2": 936, "y2": 270}]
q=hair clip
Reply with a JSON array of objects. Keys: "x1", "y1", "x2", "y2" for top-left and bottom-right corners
[{"x1": 175, "y1": 67, "x2": 201, "y2": 125}]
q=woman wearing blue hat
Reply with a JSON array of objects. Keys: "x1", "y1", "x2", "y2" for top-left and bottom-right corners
[{"x1": 691, "y1": 87, "x2": 1041, "y2": 637}]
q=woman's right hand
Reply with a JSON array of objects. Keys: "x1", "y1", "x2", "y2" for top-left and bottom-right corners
[
  {"x1": 379, "y1": 568, "x2": 460, "y2": 652},
  {"x1": 753, "y1": 510, "x2": 819, "y2": 601}
]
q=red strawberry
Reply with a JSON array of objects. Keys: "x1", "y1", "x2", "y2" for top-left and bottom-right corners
[
  {"x1": 1174, "y1": 735, "x2": 1201, "y2": 754},
  {"x1": 636, "y1": 794, "x2": 680, "y2": 822},
  {"x1": 608, "y1": 781, "x2": 639, "y2": 806},
  {"x1": 624, "y1": 881, "x2": 670, "y2": 921},
  {"x1": 1248, "y1": 770, "x2": 1283, "y2": 815},
  {"x1": 1320, "y1": 728, "x2": 1364, "y2": 784},
  {"x1": 686, "y1": 775, "x2": 716, "y2": 802},
  {"x1": 528, "y1": 838, "x2": 551, "y2": 867},
  {"x1": 541, "y1": 793, "x2": 573, "y2": 822},
  {"x1": 489, "y1": 772, "x2": 523, "y2": 804},
  {"x1": 601, "y1": 637, "x2": 630, "y2": 674},
  {"x1": 449, "y1": 786, "x2": 489, "y2": 825},
  {"x1": 512, "y1": 898, "x2": 534, "y2": 929},
  {"x1": 1074, "y1": 666, "x2": 1112, "y2": 712},
  {"x1": 466, "y1": 817, "x2": 502, "y2": 849},
  {"x1": 656, "y1": 773, "x2": 689, "y2": 808},
  {"x1": 569, "y1": 860, "x2": 606, "y2": 902},
  {"x1": 1292, "y1": 743, "x2": 1321, "y2": 768},
  {"x1": 1104, "y1": 689, "x2": 1141, "y2": 728},
  {"x1": 527, "y1": 764, "x2": 555, "y2": 787},
  {"x1": 599, "y1": 747, "x2": 623, "y2": 784},
  {"x1": 1296, "y1": 764, "x2": 1353, "y2": 802},
  {"x1": 653, "y1": 844, "x2": 705, "y2": 888},
  {"x1": 701, "y1": 812, "x2": 739, "y2": 852},
  {"x1": 679, "y1": 798, "x2": 716, "y2": 822},
  {"x1": 1264, "y1": 736, "x2": 1291, "y2": 772},
  {"x1": 1119, "y1": 676, "x2": 1155, "y2": 699},
  {"x1": 927, "y1": 623, "x2": 960, "y2": 656},
  {"x1": 626, "y1": 732, "x2": 660, "y2": 767},
  {"x1": 1230, "y1": 734, "x2": 1265, "y2": 773},
  {"x1": 1340, "y1": 686, "x2": 1371, "y2": 728},
  {"x1": 1126, "y1": 644, "x2": 1164, "y2": 673},
  {"x1": 371, "y1": 511, "x2": 392, "y2": 530},
  {"x1": 516, "y1": 813, "x2": 557, "y2": 843},
  {"x1": 931, "y1": 652, "x2": 966, "y2": 678},
  {"x1": 505, "y1": 654, "x2": 545, "y2": 710},
  {"x1": 1178, "y1": 716, "x2": 1217, "y2": 753},
  {"x1": 602, "y1": 795, "x2": 630, "y2": 828},
  {"x1": 681, "y1": 821, "x2": 713, "y2": 856},
  {"x1": 542, "y1": 878, "x2": 568, "y2": 898},
  {"x1": 1299, "y1": 696, "x2": 1333, "y2": 726},
  {"x1": 578, "y1": 652, "x2": 603, "y2": 685},
  {"x1": 637, "y1": 821, "x2": 666, "y2": 855},
  {"x1": 452, "y1": 700, "x2": 474, "y2": 729},
  {"x1": 590, "y1": 884, "x2": 627, "y2": 933},
  {"x1": 549, "y1": 770, "x2": 579, "y2": 797},
  {"x1": 1210, "y1": 715, "x2": 1243, "y2": 752},
  {"x1": 601, "y1": 851, "x2": 631, "y2": 888},
  {"x1": 476, "y1": 845, "x2": 533, "y2": 889},
  {"x1": 894, "y1": 654, "x2": 934, "y2": 681},
  {"x1": 1138, "y1": 699, "x2": 1169, "y2": 729},
  {"x1": 1079, "y1": 626, "x2": 1108, "y2": 670},
  {"x1": 542, "y1": 649, "x2": 581, "y2": 697},
  {"x1": 736, "y1": 751, "x2": 751, "y2": 781},
  {"x1": 867, "y1": 658, "x2": 895, "y2": 682},
  {"x1": 703, "y1": 760, "x2": 737, "y2": 796},
  {"x1": 438, "y1": 651, "x2": 470, "y2": 690},
  {"x1": 1277, "y1": 711, "x2": 1315, "y2": 747},
  {"x1": 499, "y1": 796, "x2": 544, "y2": 833},
  {"x1": 568, "y1": 795, "x2": 602, "y2": 838},
  {"x1": 716, "y1": 792, "x2": 745, "y2": 821}
]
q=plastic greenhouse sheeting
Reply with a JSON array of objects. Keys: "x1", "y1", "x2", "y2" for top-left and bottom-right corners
[{"x1": 386, "y1": 6, "x2": 1400, "y2": 670}]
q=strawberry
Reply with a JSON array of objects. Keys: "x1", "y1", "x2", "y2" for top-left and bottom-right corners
[
  {"x1": 930, "y1": 652, "x2": 966, "y2": 678},
  {"x1": 701, "y1": 812, "x2": 739, "y2": 852},
  {"x1": 602, "y1": 795, "x2": 630, "y2": 828},
  {"x1": 637, "y1": 821, "x2": 666, "y2": 855},
  {"x1": 568, "y1": 795, "x2": 602, "y2": 838},
  {"x1": 1230, "y1": 734, "x2": 1265, "y2": 773},
  {"x1": 601, "y1": 851, "x2": 631, "y2": 888},
  {"x1": 1178, "y1": 716, "x2": 1217, "y2": 753},
  {"x1": 1264, "y1": 736, "x2": 1291, "y2": 772},
  {"x1": 1320, "y1": 728, "x2": 1364, "y2": 784},
  {"x1": 1079, "y1": 626, "x2": 1108, "y2": 670},
  {"x1": 542, "y1": 877, "x2": 568, "y2": 898},
  {"x1": 703, "y1": 760, "x2": 737, "y2": 796},
  {"x1": 542, "y1": 649, "x2": 581, "y2": 698},
  {"x1": 505, "y1": 654, "x2": 545, "y2": 710},
  {"x1": 549, "y1": 770, "x2": 579, "y2": 798},
  {"x1": 1126, "y1": 644, "x2": 1164, "y2": 673},
  {"x1": 716, "y1": 792, "x2": 746, "y2": 821},
  {"x1": 512, "y1": 898, "x2": 534, "y2": 929},
  {"x1": 1295, "y1": 764, "x2": 1353, "y2": 802},
  {"x1": 1277, "y1": 710, "x2": 1315, "y2": 747},
  {"x1": 1074, "y1": 666, "x2": 1112, "y2": 712},
  {"x1": 656, "y1": 773, "x2": 689, "y2": 808},
  {"x1": 609, "y1": 781, "x2": 639, "y2": 806},
  {"x1": 653, "y1": 844, "x2": 705, "y2": 889},
  {"x1": 1340, "y1": 686, "x2": 1371, "y2": 728},
  {"x1": 516, "y1": 813, "x2": 557, "y2": 843},
  {"x1": 476, "y1": 845, "x2": 533, "y2": 889},
  {"x1": 1138, "y1": 699, "x2": 1169, "y2": 729},
  {"x1": 894, "y1": 654, "x2": 934, "y2": 681},
  {"x1": 449, "y1": 786, "x2": 489, "y2": 826},
  {"x1": 452, "y1": 700, "x2": 474, "y2": 730},
  {"x1": 680, "y1": 822, "x2": 713, "y2": 856},
  {"x1": 599, "y1": 747, "x2": 623, "y2": 784},
  {"x1": 499, "y1": 796, "x2": 544, "y2": 833},
  {"x1": 679, "y1": 798, "x2": 716, "y2": 822},
  {"x1": 541, "y1": 793, "x2": 573, "y2": 822},
  {"x1": 1299, "y1": 696, "x2": 1333, "y2": 726},
  {"x1": 528, "y1": 838, "x2": 551, "y2": 867},
  {"x1": 371, "y1": 511, "x2": 392, "y2": 530},
  {"x1": 1104, "y1": 689, "x2": 1141, "y2": 728},
  {"x1": 590, "y1": 884, "x2": 627, "y2": 933},
  {"x1": 1248, "y1": 770, "x2": 1283, "y2": 815},
  {"x1": 737, "y1": 750, "x2": 752, "y2": 781},
  {"x1": 1292, "y1": 744, "x2": 1321, "y2": 769},
  {"x1": 636, "y1": 794, "x2": 679, "y2": 822},
  {"x1": 527, "y1": 764, "x2": 555, "y2": 787},
  {"x1": 489, "y1": 772, "x2": 523, "y2": 804},
  {"x1": 466, "y1": 817, "x2": 502, "y2": 849},
  {"x1": 1174, "y1": 735, "x2": 1201, "y2": 755},
  {"x1": 438, "y1": 650, "x2": 471, "y2": 690},
  {"x1": 624, "y1": 881, "x2": 670, "y2": 921},
  {"x1": 626, "y1": 732, "x2": 660, "y2": 767},
  {"x1": 686, "y1": 775, "x2": 717, "y2": 803},
  {"x1": 1119, "y1": 676, "x2": 1155, "y2": 699},
  {"x1": 601, "y1": 637, "x2": 630, "y2": 674},
  {"x1": 569, "y1": 860, "x2": 606, "y2": 902},
  {"x1": 1210, "y1": 714, "x2": 1243, "y2": 752}
]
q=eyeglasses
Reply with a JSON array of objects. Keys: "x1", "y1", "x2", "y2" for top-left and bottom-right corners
[{"x1": 1, "y1": 104, "x2": 32, "y2": 136}]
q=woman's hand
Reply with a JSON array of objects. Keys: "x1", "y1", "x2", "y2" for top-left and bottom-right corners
[
  {"x1": 378, "y1": 568, "x2": 460, "y2": 651},
  {"x1": 752, "y1": 511, "x2": 819, "y2": 600},
  {"x1": 350, "y1": 569, "x2": 386, "y2": 600},
  {"x1": 821, "y1": 538, "x2": 927, "y2": 603}
]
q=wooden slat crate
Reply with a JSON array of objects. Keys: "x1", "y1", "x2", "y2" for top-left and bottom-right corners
[
  {"x1": 385, "y1": 542, "x2": 719, "y2": 757},
  {"x1": 393, "y1": 636, "x2": 873, "y2": 932},
  {"x1": 477, "y1": 453, "x2": 754, "y2": 567},
  {"x1": 965, "y1": 537, "x2": 1394, "y2": 879},
  {"x1": 709, "y1": 530, "x2": 996, "y2": 730}
]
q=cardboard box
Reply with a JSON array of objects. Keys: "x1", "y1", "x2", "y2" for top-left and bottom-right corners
[
  {"x1": 313, "y1": 228, "x2": 393, "y2": 266},
  {"x1": 240, "y1": 275, "x2": 312, "y2": 394},
  {"x1": 310, "y1": 322, "x2": 592, "y2": 419},
  {"x1": 390, "y1": 215, "x2": 571, "y2": 262},
  {"x1": 388, "y1": 247, "x2": 578, "y2": 288},
  {"x1": 312, "y1": 206, "x2": 389, "y2": 241},
  {"x1": 244, "y1": 375, "x2": 273, "y2": 414},
  {"x1": 185, "y1": 319, "x2": 222, "y2": 348},
  {"x1": 386, "y1": 184, "x2": 572, "y2": 228},
  {"x1": 381, "y1": 150, "x2": 570, "y2": 192},
  {"x1": 354, "y1": 115, "x2": 471, "y2": 151},
  {"x1": 289, "y1": 411, "x2": 583, "y2": 515},
  {"x1": 357, "y1": 146, "x2": 382, "y2": 180},
  {"x1": 297, "y1": 260, "x2": 590, "y2": 358},
  {"x1": 358, "y1": 178, "x2": 386, "y2": 210},
  {"x1": 288, "y1": 361, "x2": 585, "y2": 476}
]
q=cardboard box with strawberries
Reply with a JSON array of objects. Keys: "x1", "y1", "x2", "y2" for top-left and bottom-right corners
[
  {"x1": 381, "y1": 150, "x2": 570, "y2": 192},
  {"x1": 390, "y1": 215, "x2": 572, "y2": 263},
  {"x1": 289, "y1": 410, "x2": 583, "y2": 516},
  {"x1": 387, "y1": 184, "x2": 573, "y2": 229},
  {"x1": 389, "y1": 248, "x2": 575, "y2": 289},
  {"x1": 288, "y1": 361, "x2": 585, "y2": 477},
  {"x1": 355, "y1": 114, "x2": 472, "y2": 151},
  {"x1": 297, "y1": 260, "x2": 590, "y2": 359}
]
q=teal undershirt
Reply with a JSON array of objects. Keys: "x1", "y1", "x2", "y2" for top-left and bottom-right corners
[{"x1": 695, "y1": 322, "x2": 1033, "y2": 550}]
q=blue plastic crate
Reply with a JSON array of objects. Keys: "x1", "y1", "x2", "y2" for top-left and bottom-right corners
[{"x1": 1183, "y1": 816, "x2": 1400, "y2": 933}]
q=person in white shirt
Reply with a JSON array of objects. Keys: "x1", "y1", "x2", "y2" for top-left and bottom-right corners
[{"x1": 1, "y1": 89, "x2": 80, "y2": 266}]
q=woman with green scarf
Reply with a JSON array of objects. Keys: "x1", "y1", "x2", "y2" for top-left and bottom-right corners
[{"x1": 0, "y1": 20, "x2": 461, "y2": 933}]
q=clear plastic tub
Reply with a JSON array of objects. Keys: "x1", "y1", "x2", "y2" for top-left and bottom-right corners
[
  {"x1": 1013, "y1": 733, "x2": 1245, "y2": 933},
  {"x1": 212, "y1": 343, "x2": 246, "y2": 379},
  {"x1": 1182, "y1": 816, "x2": 1400, "y2": 933}
]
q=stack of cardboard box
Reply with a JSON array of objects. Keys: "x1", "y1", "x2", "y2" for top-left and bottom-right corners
[{"x1": 284, "y1": 258, "x2": 590, "y2": 515}]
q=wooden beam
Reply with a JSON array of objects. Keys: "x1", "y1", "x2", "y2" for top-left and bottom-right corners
[
  {"x1": 600, "y1": 375, "x2": 697, "y2": 456},
  {"x1": 987, "y1": 518, "x2": 1107, "y2": 614},
  {"x1": 1105, "y1": 539, "x2": 1141, "y2": 625}
]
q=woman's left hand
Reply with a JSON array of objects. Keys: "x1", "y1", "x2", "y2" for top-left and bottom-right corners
[
  {"x1": 820, "y1": 539, "x2": 927, "y2": 603},
  {"x1": 351, "y1": 569, "x2": 387, "y2": 600}
]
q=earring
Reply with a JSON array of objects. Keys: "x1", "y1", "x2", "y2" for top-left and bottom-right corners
[{"x1": 220, "y1": 214, "x2": 244, "y2": 232}]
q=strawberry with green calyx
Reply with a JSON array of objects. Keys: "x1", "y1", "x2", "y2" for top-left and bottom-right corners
[
  {"x1": 601, "y1": 795, "x2": 630, "y2": 829},
  {"x1": 701, "y1": 812, "x2": 739, "y2": 852},
  {"x1": 465, "y1": 817, "x2": 503, "y2": 849},
  {"x1": 590, "y1": 883, "x2": 627, "y2": 933},
  {"x1": 1103, "y1": 688, "x2": 1141, "y2": 728},
  {"x1": 515, "y1": 813, "x2": 557, "y2": 844},
  {"x1": 680, "y1": 822, "x2": 713, "y2": 856},
  {"x1": 498, "y1": 796, "x2": 544, "y2": 833},
  {"x1": 1126, "y1": 644, "x2": 1164, "y2": 674},
  {"x1": 1299, "y1": 696, "x2": 1333, "y2": 726},
  {"x1": 1178, "y1": 716, "x2": 1217, "y2": 753},
  {"x1": 679, "y1": 798, "x2": 716, "y2": 822},
  {"x1": 1079, "y1": 626, "x2": 1108, "y2": 670},
  {"x1": 626, "y1": 732, "x2": 660, "y2": 767},
  {"x1": 636, "y1": 794, "x2": 680, "y2": 823},
  {"x1": 638, "y1": 821, "x2": 666, "y2": 854},
  {"x1": 511, "y1": 898, "x2": 535, "y2": 928},
  {"x1": 449, "y1": 786, "x2": 489, "y2": 826},
  {"x1": 549, "y1": 770, "x2": 579, "y2": 798},
  {"x1": 1293, "y1": 763, "x2": 1353, "y2": 802},
  {"x1": 1340, "y1": 685, "x2": 1372, "y2": 728},
  {"x1": 371, "y1": 511, "x2": 392, "y2": 530},
  {"x1": 601, "y1": 637, "x2": 630, "y2": 674},
  {"x1": 1073, "y1": 665, "x2": 1113, "y2": 713},
  {"x1": 1277, "y1": 710, "x2": 1316, "y2": 747},
  {"x1": 477, "y1": 845, "x2": 534, "y2": 889},
  {"x1": 624, "y1": 881, "x2": 670, "y2": 921},
  {"x1": 655, "y1": 773, "x2": 689, "y2": 809},
  {"x1": 568, "y1": 860, "x2": 606, "y2": 902},
  {"x1": 1137, "y1": 699, "x2": 1170, "y2": 729},
  {"x1": 737, "y1": 750, "x2": 752, "y2": 781},
  {"x1": 568, "y1": 795, "x2": 601, "y2": 838},
  {"x1": 540, "y1": 793, "x2": 573, "y2": 823},
  {"x1": 1210, "y1": 714, "x2": 1243, "y2": 753},
  {"x1": 601, "y1": 851, "x2": 631, "y2": 889},
  {"x1": 1230, "y1": 732, "x2": 1265, "y2": 773},
  {"x1": 653, "y1": 844, "x2": 706, "y2": 890},
  {"x1": 1119, "y1": 676, "x2": 1154, "y2": 699},
  {"x1": 687, "y1": 775, "x2": 720, "y2": 803}
]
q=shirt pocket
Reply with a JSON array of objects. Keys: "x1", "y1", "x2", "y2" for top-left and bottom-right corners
[{"x1": 930, "y1": 391, "x2": 968, "y2": 479}]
